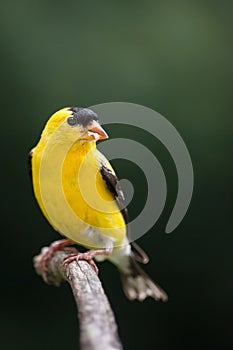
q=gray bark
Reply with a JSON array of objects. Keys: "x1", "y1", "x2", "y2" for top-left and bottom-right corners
[{"x1": 34, "y1": 247, "x2": 123, "y2": 350}]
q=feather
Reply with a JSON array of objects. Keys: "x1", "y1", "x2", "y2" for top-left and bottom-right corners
[
  {"x1": 28, "y1": 150, "x2": 33, "y2": 182},
  {"x1": 100, "y1": 160, "x2": 149, "y2": 264},
  {"x1": 121, "y1": 257, "x2": 168, "y2": 302}
]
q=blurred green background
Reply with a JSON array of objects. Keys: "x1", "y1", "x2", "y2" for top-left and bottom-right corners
[{"x1": 1, "y1": 0, "x2": 232, "y2": 349}]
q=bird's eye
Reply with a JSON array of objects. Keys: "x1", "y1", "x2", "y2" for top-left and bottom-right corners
[{"x1": 67, "y1": 116, "x2": 77, "y2": 126}]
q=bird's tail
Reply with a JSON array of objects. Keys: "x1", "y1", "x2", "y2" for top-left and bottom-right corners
[{"x1": 120, "y1": 257, "x2": 168, "y2": 302}]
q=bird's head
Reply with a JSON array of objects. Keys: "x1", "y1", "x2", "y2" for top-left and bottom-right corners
[{"x1": 41, "y1": 107, "x2": 108, "y2": 144}]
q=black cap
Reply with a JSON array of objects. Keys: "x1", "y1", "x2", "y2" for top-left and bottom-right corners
[{"x1": 69, "y1": 107, "x2": 99, "y2": 127}]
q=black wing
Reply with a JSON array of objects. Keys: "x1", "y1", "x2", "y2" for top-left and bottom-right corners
[
  {"x1": 100, "y1": 164, "x2": 128, "y2": 223},
  {"x1": 28, "y1": 150, "x2": 33, "y2": 182},
  {"x1": 100, "y1": 164, "x2": 149, "y2": 264}
]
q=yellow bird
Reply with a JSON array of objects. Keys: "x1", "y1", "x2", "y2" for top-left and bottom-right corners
[{"x1": 29, "y1": 106, "x2": 167, "y2": 301}]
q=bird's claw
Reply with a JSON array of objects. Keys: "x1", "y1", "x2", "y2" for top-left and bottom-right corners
[
  {"x1": 40, "y1": 239, "x2": 75, "y2": 283},
  {"x1": 63, "y1": 252, "x2": 99, "y2": 275}
]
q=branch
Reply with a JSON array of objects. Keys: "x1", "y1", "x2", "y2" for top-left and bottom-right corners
[{"x1": 33, "y1": 247, "x2": 123, "y2": 350}]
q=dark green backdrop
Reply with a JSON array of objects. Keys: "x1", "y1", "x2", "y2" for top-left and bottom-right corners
[{"x1": 1, "y1": 1, "x2": 232, "y2": 349}]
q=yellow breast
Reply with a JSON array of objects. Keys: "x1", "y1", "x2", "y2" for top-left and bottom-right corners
[{"x1": 32, "y1": 139, "x2": 126, "y2": 248}]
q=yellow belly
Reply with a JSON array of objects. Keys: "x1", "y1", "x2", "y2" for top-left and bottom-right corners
[{"x1": 32, "y1": 141, "x2": 126, "y2": 249}]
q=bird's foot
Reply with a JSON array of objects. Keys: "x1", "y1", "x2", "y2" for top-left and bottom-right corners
[
  {"x1": 41, "y1": 239, "x2": 76, "y2": 282},
  {"x1": 63, "y1": 248, "x2": 112, "y2": 275}
]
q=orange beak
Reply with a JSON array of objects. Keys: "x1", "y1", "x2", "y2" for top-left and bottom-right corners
[{"x1": 81, "y1": 120, "x2": 109, "y2": 141}]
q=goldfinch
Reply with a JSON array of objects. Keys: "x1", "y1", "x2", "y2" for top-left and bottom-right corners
[{"x1": 29, "y1": 107, "x2": 167, "y2": 301}]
